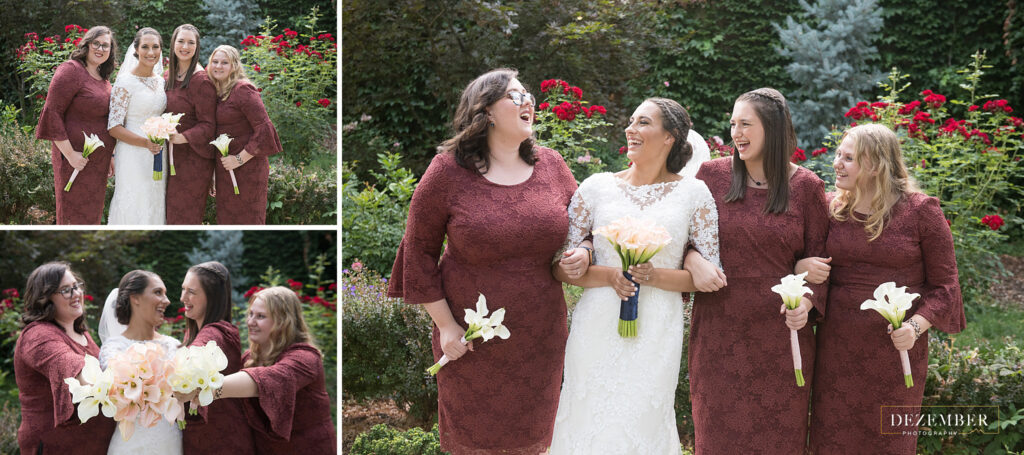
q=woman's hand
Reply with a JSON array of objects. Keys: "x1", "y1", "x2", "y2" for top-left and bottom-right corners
[
  {"x1": 558, "y1": 248, "x2": 590, "y2": 279},
  {"x1": 221, "y1": 150, "x2": 252, "y2": 171},
  {"x1": 780, "y1": 296, "x2": 812, "y2": 331},
  {"x1": 144, "y1": 140, "x2": 162, "y2": 154},
  {"x1": 169, "y1": 133, "x2": 189, "y2": 145},
  {"x1": 888, "y1": 316, "x2": 931, "y2": 351},
  {"x1": 66, "y1": 151, "x2": 88, "y2": 171},
  {"x1": 683, "y1": 250, "x2": 727, "y2": 292},
  {"x1": 608, "y1": 268, "x2": 637, "y2": 301},
  {"x1": 438, "y1": 323, "x2": 473, "y2": 361},
  {"x1": 208, "y1": 175, "x2": 217, "y2": 197},
  {"x1": 795, "y1": 256, "x2": 832, "y2": 285},
  {"x1": 628, "y1": 263, "x2": 655, "y2": 286},
  {"x1": 108, "y1": 156, "x2": 115, "y2": 178}
]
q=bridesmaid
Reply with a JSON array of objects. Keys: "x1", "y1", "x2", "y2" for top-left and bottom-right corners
[
  {"x1": 14, "y1": 262, "x2": 115, "y2": 454},
  {"x1": 35, "y1": 26, "x2": 118, "y2": 224},
  {"x1": 683, "y1": 87, "x2": 830, "y2": 453},
  {"x1": 803, "y1": 124, "x2": 965, "y2": 453},
  {"x1": 165, "y1": 24, "x2": 217, "y2": 224},
  {"x1": 210, "y1": 287, "x2": 335, "y2": 453},
  {"x1": 180, "y1": 261, "x2": 255, "y2": 453},
  {"x1": 206, "y1": 45, "x2": 282, "y2": 224},
  {"x1": 387, "y1": 68, "x2": 579, "y2": 454}
]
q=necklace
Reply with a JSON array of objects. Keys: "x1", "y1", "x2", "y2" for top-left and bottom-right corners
[{"x1": 748, "y1": 174, "x2": 765, "y2": 186}]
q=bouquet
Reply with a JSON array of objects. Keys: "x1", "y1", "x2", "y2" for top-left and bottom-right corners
[
  {"x1": 427, "y1": 293, "x2": 510, "y2": 375},
  {"x1": 140, "y1": 113, "x2": 184, "y2": 180},
  {"x1": 860, "y1": 282, "x2": 920, "y2": 388},
  {"x1": 64, "y1": 132, "x2": 104, "y2": 191},
  {"x1": 64, "y1": 341, "x2": 228, "y2": 440},
  {"x1": 592, "y1": 216, "x2": 672, "y2": 337},
  {"x1": 168, "y1": 340, "x2": 229, "y2": 414},
  {"x1": 209, "y1": 134, "x2": 239, "y2": 194},
  {"x1": 771, "y1": 272, "x2": 813, "y2": 387}
]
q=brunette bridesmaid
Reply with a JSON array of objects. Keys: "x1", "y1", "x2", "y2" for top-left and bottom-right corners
[
  {"x1": 802, "y1": 124, "x2": 965, "y2": 453},
  {"x1": 180, "y1": 262, "x2": 255, "y2": 453},
  {"x1": 14, "y1": 262, "x2": 115, "y2": 454},
  {"x1": 35, "y1": 26, "x2": 118, "y2": 224},
  {"x1": 684, "y1": 88, "x2": 830, "y2": 453},
  {"x1": 165, "y1": 24, "x2": 217, "y2": 225},
  {"x1": 206, "y1": 45, "x2": 282, "y2": 224},
  {"x1": 209, "y1": 287, "x2": 335, "y2": 453}
]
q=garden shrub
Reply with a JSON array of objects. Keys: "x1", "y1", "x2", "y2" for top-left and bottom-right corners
[
  {"x1": 0, "y1": 400, "x2": 20, "y2": 454},
  {"x1": 341, "y1": 268, "x2": 438, "y2": 423},
  {"x1": 919, "y1": 337, "x2": 1024, "y2": 453},
  {"x1": 349, "y1": 423, "x2": 444, "y2": 455},
  {"x1": 265, "y1": 160, "x2": 337, "y2": 225},
  {"x1": 0, "y1": 108, "x2": 54, "y2": 224},
  {"x1": 240, "y1": 10, "x2": 337, "y2": 165},
  {"x1": 533, "y1": 78, "x2": 624, "y2": 182},
  {"x1": 341, "y1": 153, "x2": 416, "y2": 275}
]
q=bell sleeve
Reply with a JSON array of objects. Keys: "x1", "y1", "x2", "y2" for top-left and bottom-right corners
[
  {"x1": 241, "y1": 346, "x2": 323, "y2": 440},
  {"x1": 183, "y1": 72, "x2": 218, "y2": 159},
  {"x1": 911, "y1": 195, "x2": 966, "y2": 334},
  {"x1": 237, "y1": 82, "x2": 282, "y2": 157},
  {"x1": 21, "y1": 325, "x2": 87, "y2": 427},
  {"x1": 35, "y1": 61, "x2": 79, "y2": 142}
]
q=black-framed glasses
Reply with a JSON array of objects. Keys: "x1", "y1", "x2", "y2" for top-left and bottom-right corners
[
  {"x1": 507, "y1": 91, "x2": 535, "y2": 106},
  {"x1": 89, "y1": 42, "x2": 111, "y2": 51},
  {"x1": 57, "y1": 282, "x2": 85, "y2": 299}
]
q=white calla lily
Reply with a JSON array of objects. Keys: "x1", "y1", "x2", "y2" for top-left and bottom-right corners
[
  {"x1": 427, "y1": 293, "x2": 512, "y2": 375},
  {"x1": 860, "y1": 281, "x2": 919, "y2": 327},
  {"x1": 771, "y1": 272, "x2": 813, "y2": 309}
]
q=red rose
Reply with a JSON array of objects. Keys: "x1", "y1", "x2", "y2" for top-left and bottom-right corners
[
  {"x1": 64, "y1": 24, "x2": 77, "y2": 33},
  {"x1": 968, "y1": 105, "x2": 980, "y2": 112},
  {"x1": 538, "y1": 102, "x2": 549, "y2": 111},
  {"x1": 2, "y1": 288, "x2": 17, "y2": 298},
  {"x1": 920, "y1": 159, "x2": 927, "y2": 168},
  {"x1": 870, "y1": 102, "x2": 889, "y2": 109},
  {"x1": 981, "y1": 214, "x2": 1004, "y2": 230},
  {"x1": 329, "y1": 283, "x2": 337, "y2": 291},
  {"x1": 570, "y1": 86, "x2": 582, "y2": 100},
  {"x1": 289, "y1": 280, "x2": 303, "y2": 289},
  {"x1": 791, "y1": 148, "x2": 807, "y2": 163},
  {"x1": 923, "y1": 92, "x2": 946, "y2": 109},
  {"x1": 946, "y1": 218, "x2": 952, "y2": 227},
  {"x1": 582, "y1": 107, "x2": 592, "y2": 118},
  {"x1": 253, "y1": 64, "x2": 260, "y2": 72},
  {"x1": 619, "y1": 146, "x2": 627, "y2": 154},
  {"x1": 295, "y1": 101, "x2": 302, "y2": 107},
  {"x1": 318, "y1": 98, "x2": 331, "y2": 107},
  {"x1": 856, "y1": 101, "x2": 869, "y2": 108},
  {"x1": 812, "y1": 147, "x2": 828, "y2": 157},
  {"x1": 912, "y1": 111, "x2": 935, "y2": 124},
  {"x1": 898, "y1": 100, "x2": 921, "y2": 115},
  {"x1": 591, "y1": 105, "x2": 606, "y2": 115},
  {"x1": 43, "y1": 49, "x2": 53, "y2": 55},
  {"x1": 284, "y1": 29, "x2": 298, "y2": 38}
]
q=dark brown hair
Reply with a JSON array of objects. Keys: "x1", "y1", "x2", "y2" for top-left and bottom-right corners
[
  {"x1": 644, "y1": 97, "x2": 693, "y2": 173},
  {"x1": 183, "y1": 261, "x2": 233, "y2": 346},
  {"x1": 438, "y1": 68, "x2": 537, "y2": 174},
  {"x1": 69, "y1": 26, "x2": 118, "y2": 81},
  {"x1": 166, "y1": 24, "x2": 201, "y2": 91},
  {"x1": 132, "y1": 27, "x2": 162, "y2": 60},
  {"x1": 115, "y1": 270, "x2": 158, "y2": 325},
  {"x1": 726, "y1": 87, "x2": 795, "y2": 214},
  {"x1": 21, "y1": 262, "x2": 86, "y2": 334}
]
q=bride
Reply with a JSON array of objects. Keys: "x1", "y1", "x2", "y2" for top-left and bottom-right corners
[
  {"x1": 549, "y1": 98, "x2": 720, "y2": 454},
  {"x1": 107, "y1": 27, "x2": 167, "y2": 225},
  {"x1": 99, "y1": 270, "x2": 182, "y2": 454}
]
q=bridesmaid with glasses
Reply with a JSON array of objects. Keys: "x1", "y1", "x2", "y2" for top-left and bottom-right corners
[{"x1": 14, "y1": 262, "x2": 114, "y2": 454}]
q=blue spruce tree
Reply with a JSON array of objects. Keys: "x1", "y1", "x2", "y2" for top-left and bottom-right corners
[
  {"x1": 201, "y1": 0, "x2": 262, "y2": 61},
  {"x1": 186, "y1": 230, "x2": 250, "y2": 308},
  {"x1": 774, "y1": 0, "x2": 884, "y2": 148}
]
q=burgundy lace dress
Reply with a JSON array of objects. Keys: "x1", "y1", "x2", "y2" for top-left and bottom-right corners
[
  {"x1": 809, "y1": 192, "x2": 964, "y2": 454},
  {"x1": 240, "y1": 343, "x2": 335, "y2": 454},
  {"x1": 211, "y1": 81, "x2": 282, "y2": 224},
  {"x1": 183, "y1": 321, "x2": 255, "y2": 454},
  {"x1": 14, "y1": 321, "x2": 115, "y2": 454},
  {"x1": 689, "y1": 157, "x2": 829, "y2": 453},
  {"x1": 35, "y1": 60, "x2": 114, "y2": 224},
  {"x1": 388, "y1": 147, "x2": 578, "y2": 454},
  {"x1": 164, "y1": 70, "x2": 217, "y2": 225}
]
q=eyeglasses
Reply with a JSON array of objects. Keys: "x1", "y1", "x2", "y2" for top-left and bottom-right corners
[
  {"x1": 89, "y1": 42, "x2": 111, "y2": 52},
  {"x1": 507, "y1": 91, "x2": 535, "y2": 106},
  {"x1": 56, "y1": 282, "x2": 85, "y2": 299}
]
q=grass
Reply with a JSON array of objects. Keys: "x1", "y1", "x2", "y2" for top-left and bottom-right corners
[{"x1": 957, "y1": 304, "x2": 1024, "y2": 350}]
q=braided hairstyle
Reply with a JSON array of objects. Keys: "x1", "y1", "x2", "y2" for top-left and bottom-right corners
[
  {"x1": 115, "y1": 270, "x2": 158, "y2": 325},
  {"x1": 643, "y1": 98, "x2": 693, "y2": 173}
]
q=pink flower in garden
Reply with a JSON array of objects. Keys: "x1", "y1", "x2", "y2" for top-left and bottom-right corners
[
  {"x1": 664, "y1": 81, "x2": 670, "y2": 87},
  {"x1": 981, "y1": 215, "x2": 1004, "y2": 230},
  {"x1": 352, "y1": 261, "x2": 363, "y2": 272}
]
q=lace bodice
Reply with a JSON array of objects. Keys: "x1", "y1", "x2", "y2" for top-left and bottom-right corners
[
  {"x1": 107, "y1": 74, "x2": 166, "y2": 133},
  {"x1": 561, "y1": 172, "x2": 721, "y2": 270}
]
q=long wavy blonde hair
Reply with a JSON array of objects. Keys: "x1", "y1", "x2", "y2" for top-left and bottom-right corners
[
  {"x1": 245, "y1": 286, "x2": 320, "y2": 367},
  {"x1": 207, "y1": 45, "x2": 249, "y2": 101},
  {"x1": 830, "y1": 123, "x2": 920, "y2": 241}
]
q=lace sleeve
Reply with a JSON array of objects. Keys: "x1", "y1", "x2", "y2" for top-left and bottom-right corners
[
  {"x1": 107, "y1": 84, "x2": 130, "y2": 130},
  {"x1": 689, "y1": 184, "x2": 722, "y2": 269},
  {"x1": 554, "y1": 186, "x2": 594, "y2": 262}
]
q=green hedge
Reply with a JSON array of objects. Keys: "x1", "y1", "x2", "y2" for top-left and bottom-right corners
[{"x1": 350, "y1": 423, "x2": 444, "y2": 455}]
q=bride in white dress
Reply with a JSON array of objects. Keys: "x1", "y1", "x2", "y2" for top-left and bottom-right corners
[
  {"x1": 107, "y1": 27, "x2": 167, "y2": 225},
  {"x1": 98, "y1": 270, "x2": 182, "y2": 454},
  {"x1": 550, "y1": 98, "x2": 721, "y2": 454}
]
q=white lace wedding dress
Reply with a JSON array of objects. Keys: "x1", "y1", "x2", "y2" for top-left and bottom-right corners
[
  {"x1": 549, "y1": 172, "x2": 721, "y2": 455},
  {"x1": 98, "y1": 334, "x2": 183, "y2": 454},
  {"x1": 107, "y1": 73, "x2": 167, "y2": 225}
]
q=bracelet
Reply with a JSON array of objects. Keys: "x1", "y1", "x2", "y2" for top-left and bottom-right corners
[
  {"x1": 905, "y1": 318, "x2": 922, "y2": 340},
  {"x1": 213, "y1": 387, "x2": 223, "y2": 400},
  {"x1": 235, "y1": 154, "x2": 243, "y2": 165},
  {"x1": 581, "y1": 246, "x2": 595, "y2": 265}
]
